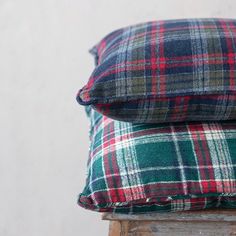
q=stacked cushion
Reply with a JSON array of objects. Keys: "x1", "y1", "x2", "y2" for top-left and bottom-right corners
[
  {"x1": 77, "y1": 18, "x2": 236, "y2": 214},
  {"x1": 78, "y1": 107, "x2": 236, "y2": 213},
  {"x1": 77, "y1": 18, "x2": 236, "y2": 123}
]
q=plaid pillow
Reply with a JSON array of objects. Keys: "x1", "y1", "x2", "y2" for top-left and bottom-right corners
[
  {"x1": 78, "y1": 107, "x2": 236, "y2": 213},
  {"x1": 77, "y1": 18, "x2": 236, "y2": 123}
]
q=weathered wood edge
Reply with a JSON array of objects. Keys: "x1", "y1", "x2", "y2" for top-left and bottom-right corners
[
  {"x1": 109, "y1": 221, "x2": 236, "y2": 236},
  {"x1": 102, "y1": 210, "x2": 236, "y2": 222}
]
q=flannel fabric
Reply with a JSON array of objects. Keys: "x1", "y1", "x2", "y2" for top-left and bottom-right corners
[
  {"x1": 77, "y1": 18, "x2": 236, "y2": 123},
  {"x1": 78, "y1": 107, "x2": 236, "y2": 213}
]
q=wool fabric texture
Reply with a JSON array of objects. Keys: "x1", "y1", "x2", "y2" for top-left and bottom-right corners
[
  {"x1": 78, "y1": 107, "x2": 236, "y2": 213},
  {"x1": 77, "y1": 18, "x2": 236, "y2": 123}
]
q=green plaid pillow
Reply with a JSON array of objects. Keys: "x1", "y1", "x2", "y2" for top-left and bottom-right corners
[{"x1": 78, "y1": 107, "x2": 236, "y2": 213}]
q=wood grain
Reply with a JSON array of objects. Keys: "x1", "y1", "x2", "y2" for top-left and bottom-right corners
[
  {"x1": 108, "y1": 221, "x2": 121, "y2": 236},
  {"x1": 103, "y1": 209, "x2": 236, "y2": 222},
  {"x1": 113, "y1": 221, "x2": 236, "y2": 236},
  {"x1": 104, "y1": 210, "x2": 236, "y2": 236}
]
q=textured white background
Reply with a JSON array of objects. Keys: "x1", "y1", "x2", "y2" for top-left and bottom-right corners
[{"x1": 1, "y1": 0, "x2": 236, "y2": 235}]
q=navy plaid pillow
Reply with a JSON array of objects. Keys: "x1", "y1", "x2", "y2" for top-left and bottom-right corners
[
  {"x1": 78, "y1": 107, "x2": 236, "y2": 213},
  {"x1": 77, "y1": 18, "x2": 236, "y2": 123}
]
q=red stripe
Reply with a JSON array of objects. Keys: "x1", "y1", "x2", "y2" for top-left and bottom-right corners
[
  {"x1": 102, "y1": 120, "x2": 125, "y2": 200},
  {"x1": 220, "y1": 21, "x2": 236, "y2": 90},
  {"x1": 188, "y1": 124, "x2": 217, "y2": 193},
  {"x1": 99, "y1": 23, "x2": 229, "y2": 58},
  {"x1": 151, "y1": 22, "x2": 158, "y2": 94},
  {"x1": 97, "y1": 39, "x2": 106, "y2": 64},
  {"x1": 89, "y1": 55, "x2": 236, "y2": 84},
  {"x1": 90, "y1": 180, "x2": 234, "y2": 204},
  {"x1": 159, "y1": 21, "x2": 166, "y2": 95}
]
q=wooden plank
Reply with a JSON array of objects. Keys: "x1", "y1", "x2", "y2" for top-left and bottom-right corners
[
  {"x1": 102, "y1": 209, "x2": 236, "y2": 222},
  {"x1": 108, "y1": 221, "x2": 121, "y2": 236},
  {"x1": 108, "y1": 221, "x2": 130, "y2": 236},
  {"x1": 117, "y1": 221, "x2": 236, "y2": 236}
]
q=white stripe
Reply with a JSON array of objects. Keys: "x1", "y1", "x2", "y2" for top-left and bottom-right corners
[
  {"x1": 100, "y1": 115, "x2": 112, "y2": 203},
  {"x1": 92, "y1": 122, "x2": 236, "y2": 146},
  {"x1": 88, "y1": 181, "x2": 236, "y2": 195},
  {"x1": 89, "y1": 163, "x2": 236, "y2": 187},
  {"x1": 210, "y1": 123, "x2": 235, "y2": 190},
  {"x1": 186, "y1": 124, "x2": 203, "y2": 193},
  {"x1": 204, "y1": 123, "x2": 235, "y2": 192},
  {"x1": 115, "y1": 122, "x2": 132, "y2": 201},
  {"x1": 170, "y1": 125, "x2": 188, "y2": 195},
  {"x1": 91, "y1": 129, "x2": 236, "y2": 165}
]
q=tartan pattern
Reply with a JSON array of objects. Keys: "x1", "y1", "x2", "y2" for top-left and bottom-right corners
[
  {"x1": 78, "y1": 107, "x2": 236, "y2": 213},
  {"x1": 77, "y1": 18, "x2": 236, "y2": 123}
]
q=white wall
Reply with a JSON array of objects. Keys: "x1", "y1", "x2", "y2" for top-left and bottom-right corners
[{"x1": 1, "y1": 0, "x2": 235, "y2": 235}]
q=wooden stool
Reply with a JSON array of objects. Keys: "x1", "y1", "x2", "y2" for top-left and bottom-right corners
[{"x1": 102, "y1": 210, "x2": 236, "y2": 236}]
